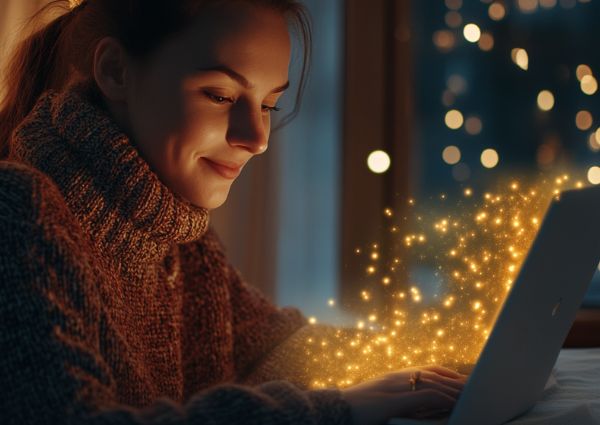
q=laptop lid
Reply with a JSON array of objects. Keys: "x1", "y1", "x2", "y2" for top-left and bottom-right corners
[
  {"x1": 389, "y1": 185, "x2": 600, "y2": 425},
  {"x1": 448, "y1": 185, "x2": 600, "y2": 425}
]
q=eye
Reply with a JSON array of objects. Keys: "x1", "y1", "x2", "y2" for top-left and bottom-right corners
[
  {"x1": 262, "y1": 104, "x2": 281, "y2": 113},
  {"x1": 204, "y1": 91, "x2": 234, "y2": 105}
]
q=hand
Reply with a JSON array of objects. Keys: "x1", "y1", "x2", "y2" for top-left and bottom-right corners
[{"x1": 341, "y1": 365, "x2": 467, "y2": 425}]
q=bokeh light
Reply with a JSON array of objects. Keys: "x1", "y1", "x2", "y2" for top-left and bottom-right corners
[
  {"x1": 465, "y1": 116, "x2": 483, "y2": 135},
  {"x1": 445, "y1": 109, "x2": 464, "y2": 130},
  {"x1": 488, "y1": 2, "x2": 506, "y2": 20},
  {"x1": 442, "y1": 146, "x2": 462, "y2": 165},
  {"x1": 587, "y1": 166, "x2": 600, "y2": 185},
  {"x1": 478, "y1": 32, "x2": 495, "y2": 51},
  {"x1": 481, "y1": 149, "x2": 500, "y2": 168},
  {"x1": 537, "y1": 90, "x2": 555, "y2": 111},
  {"x1": 445, "y1": 11, "x2": 463, "y2": 28},
  {"x1": 518, "y1": 0, "x2": 539, "y2": 13},
  {"x1": 581, "y1": 75, "x2": 598, "y2": 95},
  {"x1": 433, "y1": 30, "x2": 456, "y2": 52},
  {"x1": 463, "y1": 24, "x2": 481, "y2": 43},
  {"x1": 576, "y1": 64, "x2": 593, "y2": 81},
  {"x1": 511, "y1": 48, "x2": 529, "y2": 71},
  {"x1": 576, "y1": 110, "x2": 593, "y2": 131},
  {"x1": 367, "y1": 150, "x2": 391, "y2": 174}
]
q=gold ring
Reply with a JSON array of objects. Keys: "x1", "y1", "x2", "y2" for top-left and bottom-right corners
[{"x1": 409, "y1": 371, "x2": 421, "y2": 391}]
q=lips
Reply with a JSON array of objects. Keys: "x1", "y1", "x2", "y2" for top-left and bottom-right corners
[{"x1": 202, "y1": 158, "x2": 244, "y2": 179}]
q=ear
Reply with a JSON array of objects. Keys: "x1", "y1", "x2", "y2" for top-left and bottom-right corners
[{"x1": 92, "y1": 37, "x2": 130, "y2": 102}]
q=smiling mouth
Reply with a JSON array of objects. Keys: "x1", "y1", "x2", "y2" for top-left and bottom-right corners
[{"x1": 202, "y1": 158, "x2": 244, "y2": 179}]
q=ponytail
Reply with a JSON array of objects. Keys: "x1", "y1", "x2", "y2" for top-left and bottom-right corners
[{"x1": 0, "y1": 2, "x2": 75, "y2": 159}]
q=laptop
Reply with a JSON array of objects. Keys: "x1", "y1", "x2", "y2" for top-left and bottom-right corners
[{"x1": 389, "y1": 184, "x2": 600, "y2": 425}]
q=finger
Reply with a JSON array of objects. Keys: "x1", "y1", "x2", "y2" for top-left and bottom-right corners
[
  {"x1": 421, "y1": 365, "x2": 468, "y2": 380},
  {"x1": 421, "y1": 371, "x2": 467, "y2": 391},
  {"x1": 418, "y1": 377, "x2": 462, "y2": 399}
]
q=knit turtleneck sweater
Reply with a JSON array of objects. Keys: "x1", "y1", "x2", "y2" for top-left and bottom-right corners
[{"x1": 0, "y1": 85, "x2": 353, "y2": 425}]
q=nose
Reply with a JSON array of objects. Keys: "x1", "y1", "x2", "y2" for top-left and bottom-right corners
[{"x1": 227, "y1": 101, "x2": 269, "y2": 155}]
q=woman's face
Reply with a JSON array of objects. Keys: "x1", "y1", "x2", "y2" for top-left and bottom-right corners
[{"x1": 124, "y1": 3, "x2": 291, "y2": 209}]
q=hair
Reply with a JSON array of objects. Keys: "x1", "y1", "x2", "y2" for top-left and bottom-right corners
[{"x1": 0, "y1": 0, "x2": 312, "y2": 159}]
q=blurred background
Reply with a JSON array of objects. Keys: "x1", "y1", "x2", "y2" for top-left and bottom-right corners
[{"x1": 2, "y1": 0, "x2": 599, "y2": 323}]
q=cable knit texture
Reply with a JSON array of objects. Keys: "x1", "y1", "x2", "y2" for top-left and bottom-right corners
[{"x1": 0, "y1": 84, "x2": 353, "y2": 425}]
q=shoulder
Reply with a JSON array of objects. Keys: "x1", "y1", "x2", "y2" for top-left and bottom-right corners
[{"x1": 0, "y1": 160, "x2": 74, "y2": 229}]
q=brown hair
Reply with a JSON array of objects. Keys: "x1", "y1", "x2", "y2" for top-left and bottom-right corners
[{"x1": 0, "y1": 0, "x2": 312, "y2": 159}]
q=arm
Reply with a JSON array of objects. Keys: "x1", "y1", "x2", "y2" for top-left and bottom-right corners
[
  {"x1": 193, "y1": 229, "x2": 365, "y2": 390},
  {"x1": 0, "y1": 169, "x2": 352, "y2": 425}
]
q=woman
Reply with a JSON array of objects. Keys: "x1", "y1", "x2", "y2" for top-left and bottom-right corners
[{"x1": 0, "y1": 1, "x2": 466, "y2": 424}]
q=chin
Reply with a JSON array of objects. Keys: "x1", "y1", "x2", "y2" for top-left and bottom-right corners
[{"x1": 192, "y1": 188, "x2": 231, "y2": 210}]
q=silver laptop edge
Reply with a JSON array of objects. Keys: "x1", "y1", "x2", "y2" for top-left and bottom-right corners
[{"x1": 389, "y1": 185, "x2": 600, "y2": 425}]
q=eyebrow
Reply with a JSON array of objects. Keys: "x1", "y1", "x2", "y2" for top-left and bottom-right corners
[{"x1": 196, "y1": 65, "x2": 290, "y2": 94}]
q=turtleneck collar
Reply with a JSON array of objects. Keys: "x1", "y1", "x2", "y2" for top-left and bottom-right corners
[{"x1": 9, "y1": 84, "x2": 210, "y2": 269}]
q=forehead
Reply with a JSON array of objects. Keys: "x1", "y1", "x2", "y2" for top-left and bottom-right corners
[{"x1": 174, "y1": 4, "x2": 292, "y2": 78}]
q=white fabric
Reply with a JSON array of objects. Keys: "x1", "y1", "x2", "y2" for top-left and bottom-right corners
[
  {"x1": 505, "y1": 348, "x2": 600, "y2": 424},
  {"x1": 389, "y1": 348, "x2": 600, "y2": 425}
]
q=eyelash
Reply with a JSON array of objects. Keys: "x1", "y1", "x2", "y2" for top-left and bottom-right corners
[{"x1": 204, "y1": 91, "x2": 281, "y2": 113}]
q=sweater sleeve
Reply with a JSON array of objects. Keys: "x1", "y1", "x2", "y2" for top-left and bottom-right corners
[
  {"x1": 0, "y1": 167, "x2": 352, "y2": 425},
  {"x1": 196, "y1": 229, "x2": 368, "y2": 392}
]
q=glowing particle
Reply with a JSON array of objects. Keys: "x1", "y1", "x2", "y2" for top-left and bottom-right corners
[
  {"x1": 328, "y1": 299, "x2": 336, "y2": 306},
  {"x1": 309, "y1": 317, "x2": 317, "y2": 324},
  {"x1": 472, "y1": 301, "x2": 482, "y2": 311},
  {"x1": 382, "y1": 277, "x2": 391, "y2": 285},
  {"x1": 537, "y1": 90, "x2": 554, "y2": 111},
  {"x1": 481, "y1": 149, "x2": 499, "y2": 168},
  {"x1": 371, "y1": 252, "x2": 379, "y2": 260},
  {"x1": 384, "y1": 208, "x2": 393, "y2": 217},
  {"x1": 511, "y1": 48, "x2": 529, "y2": 71},
  {"x1": 463, "y1": 23, "x2": 481, "y2": 43},
  {"x1": 366, "y1": 266, "x2": 376, "y2": 275},
  {"x1": 367, "y1": 150, "x2": 391, "y2": 174},
  {"x1": 361, "y1": 290, "x2": 371, "y2": 301},
  {"x1": 464, "y1": 188, "x2": 473, "y2": 197},
  {"x1": 443, "y1": 145, "x2": 461, "y2": 164}
]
